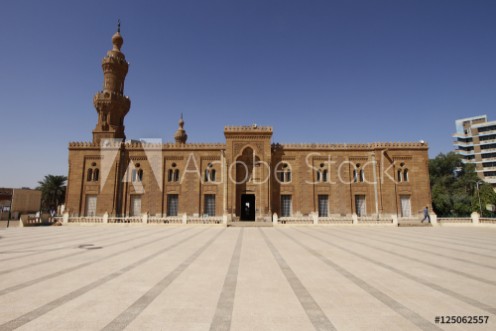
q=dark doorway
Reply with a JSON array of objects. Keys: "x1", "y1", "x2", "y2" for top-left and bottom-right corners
[{"x1": 240, "y1": 194, "x2": 255, "y2": 221}]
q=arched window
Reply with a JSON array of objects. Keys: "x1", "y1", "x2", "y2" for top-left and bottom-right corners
[
  {"x1": 397, "y1": 169, "x2": 402, "y2": 182},
  {"x1": 277, "y1": 162, "x2": 291, "y2": 183},
  {"x1": 137, "y1": 169, "x2": 143, "y2": 182},
  {"x1": 168, "y1": 169, "x2": 173, "y2": 182},
  {"x1": 87, "y1": 168, "x2": 93, "y2": 182},
  {"x1": 174, "y1": 169, "x2": 180, "y2": 182},
  {"x1": 205, "y1": 164, "x2": 216, "y2": 182},
  {"x1": 93, "y1": 169, "x2": 99, "y2": 181},
  {"x1": 403, "y1": 169, "x2": 409, "y2": 182},
  {"x1": 322, "y1": 169, "x2": 328, "y2": 182},
  {"x1": 353, "y1": 164, "x2": 364, "y2": 183}
]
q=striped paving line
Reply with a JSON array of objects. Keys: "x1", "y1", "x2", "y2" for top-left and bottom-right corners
[
  {"x1": 294, "y1": 228, "x2": 496, "y2": 316},
  {"x1": 339, "y1": 228, "x2": 496, "y2": 260},
  {"x1": 259, "y1": 228, "x2": 337, "y2": 331},
  {"x1": 0, "y1": 227, "x2": 105, "y2": 249},
  {"x1": 0, "y1": 227, "x2": 157, "y2": 275},
  {"x1": 317, "y1": 228, "x2": 496, "y2": 287},
  {"x1": 335, "y1": 228, "x2": 496, "y2": 271},
  {"x1": 0, "y1": 226, "x2": 153, "y2": 262},
  {"x1": 279, "y1": 229, "x2": 444, "y2": 331},
  {"x1": 209, "y1": 229, "x2": 244, "y2": 331},
  {"x1": 101, "y1": 229, "x2": 226, "y2": 331},
  {"x1": 0, "y1": 228, "x2": 209, "y2": 331},
  {"x1": 382, "y1": 229, "x2": 496, "y2": 252},
  {"x1": 0, "y1": 227, "x2": 188, "y2": 297}
]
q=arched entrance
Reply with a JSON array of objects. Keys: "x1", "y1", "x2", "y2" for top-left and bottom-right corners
[{"x1": 235, "y1": 147, "x2": 259, "y2": 221}]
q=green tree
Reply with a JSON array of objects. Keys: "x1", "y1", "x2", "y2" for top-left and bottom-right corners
[
  {"x1": 471, "y1": 182, "x2": 496, "y2": 217},
  {"x1": 429, "y1": 152, "x2": 483, "y2": 216},
  {"x1": 37, "y1": 175, "x2": 67, "y2": 211}
]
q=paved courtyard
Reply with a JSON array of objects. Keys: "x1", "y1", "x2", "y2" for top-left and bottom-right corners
[{"x1": 0, "y1": 225, "x2": 494, "y2": 331}]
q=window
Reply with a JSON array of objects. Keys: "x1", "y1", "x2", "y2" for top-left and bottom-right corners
[
  {"x1": 204, "y1": 163, "x2": 216, "y2": 182},
  {"x1": 132, "y1": 168, "x2": 143, "y2": 182},
  {"x1": 277, "y1": 163, "x2": 291, "y2": 183},
  {"x1": 355, "y1": 195, "x2": 366, "y2": 217},
  {"x1": 204, "y1": 194, "x2": 216, "y2": 216},
  {"x1": 316, "y1": 163, "x2": 328, "y2": 182},
  {"x1": 85, "y1": 195, "x2": 97, "y2": 216},
  {"x1": 281, "y1": 195, "x2": 292, "y2": 217},
  {"x1": 353, "y1": 164, "x2": 364, "y2": 183},
  {"x1": 93, "y1": 169, "x2": 99, "y2": 181},
  {"x1": 130, "y1": 195, "x2": 141, "y2": 217},
  {"x1": 397, "y1": 163, "x2": 409, "y2": 183},
  {"x1": 87, "y1": 168, "x2": 93, "y2": 182},
  {"x1": 168, "y1": 163, "x2": 180, "y2": 182},
  {"x1": 400, "y1": 195, "x2": 411, "y2": 217},
  {"x1": 167, "y1": 194, "x2": 178, "y2": 216},
  {"x1": 318, "y1": 195, "x2": 329, "y2": 217}
]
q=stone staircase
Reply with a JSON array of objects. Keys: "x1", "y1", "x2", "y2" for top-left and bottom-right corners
[
  {"x1": 397, "y1": 218, "x2": 432, "y2": 227},
  {"x1": 227, "y1": 221, "x2": 273, "y2": 227}
]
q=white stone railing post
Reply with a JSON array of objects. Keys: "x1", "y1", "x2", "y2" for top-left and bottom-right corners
[
  {"x1": 222, "y1": 214, "x2": 228, "y2": 225},
  {"x1": 142, "y1": 213, "x2": 148, "y2": 224},
  {"x1": 392, "y1": 214, "x2": 398, "y2": 226},
  {"x1": 431, "y1": 213, "x2": 438, "y2": 226},
  {"x1": 103, "y1": 212, "x2": 108, "y2": 224},
  {"x1": 352, "y1": 213, "x2": 358, "y2": 225},
  {"x1": 312, "y1": 212, "x2": 318, "y2": 225},
  {"x1": 63, "y1": 212, "x2": 69, "y2": 224},
  {"x1": 182, "y1": 213, "x2": 187, "y2": 224},
  {"x1": 273, "y1": 213, "x2": 278, "y2": 225},
  {"x1": 471, "y1": 212, "x2": 480, "y2": 225}
]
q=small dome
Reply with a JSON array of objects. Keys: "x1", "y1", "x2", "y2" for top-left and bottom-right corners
[
  {"x1": 174, "y1": 114, "x2": 187, "y2": 144},
  {"x1": 112, "y1": 32, "x2": 123, "y2": 51}
]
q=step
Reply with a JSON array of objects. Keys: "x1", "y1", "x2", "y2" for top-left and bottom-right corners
[
  {"x1": 398, "y1": 221, "x2": 432, "y2": 227},
  {"x1": 227, "y1": 221, "x2": 273, "y2": 227}
]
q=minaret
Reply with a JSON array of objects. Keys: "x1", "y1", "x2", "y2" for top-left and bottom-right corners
[
  {"x1": 174, "y1": 114, "x2": 188, "y2": 144},
  {"x1": 92, "y1": 20, "x2": 131, "y2": 144}
]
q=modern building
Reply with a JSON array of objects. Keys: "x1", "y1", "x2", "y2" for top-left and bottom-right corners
[
  {"x1": 65, "y1": 27, "x2": 431, "y2": 220},
  {"x1": 0, "y1": 188, "x2": 41, "y2": 219},
  {"x1": 454, "y1": 115, "x2": 496, "y2": 185}
]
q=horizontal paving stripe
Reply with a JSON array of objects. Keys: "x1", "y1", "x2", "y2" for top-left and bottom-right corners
[
  {"x1": 102, "y1": 229, "x2": 226, "y2": 331},
  {"x1": 343, "y1": 228, "x2": 496, "y2": 260},
  {"x1": 0, "y1": 227, "x2": 188, "y2": 296},
  {"x1": 209, "y1": 228, "x2": 243, "y2": 331},
  {"x1": 0, "y1": 227, "x2": 152, "y2": 262},
  {"x1": 259, "y1": 228, "x2": 336, "y2": 331},
  {"x1": 326, "y1": 229, "x2": 496, "y2": 287},
  {"x1": 0, "y1": 227, "x2": 105, "y2": 249},
  {"x1": 0, "y1": 228, "x2": 208, "y2": 331},
  {"x1": 280, "y1": 229, "x2": 444, "y2": 331},
  {"x1": 296, "y1": 228, "x2": 496, "y2": 315},
  {"x1": 0, "y1": 227, "x2": 156, "y2": 275},
  {"x1": 336, "y1": 228, "x2": 496, "y2": 270}
]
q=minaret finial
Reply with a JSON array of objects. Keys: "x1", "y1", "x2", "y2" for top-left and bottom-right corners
[
  {"x1": 175, "y1": 113, "x2": 187, "y2": 144},
  {"x1": 117, "y1": 19, "x2": 121, "y2": 33}
]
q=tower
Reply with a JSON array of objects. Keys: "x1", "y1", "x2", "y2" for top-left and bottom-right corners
[
  {"x1": 92, "y1": 21, "x2": 131, "y2": 144},
  {"x1": 174, "y1": 114, "x2": 188, "y2": 144}
]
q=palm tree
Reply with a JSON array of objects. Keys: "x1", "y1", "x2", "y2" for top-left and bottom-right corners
[{"x1": 37, "y1": 175, "x2": 67, "y2": 211}]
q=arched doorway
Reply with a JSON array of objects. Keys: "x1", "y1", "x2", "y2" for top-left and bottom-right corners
[{"x1": 235, "y1": 147, "x2": 259, "y2": 221}]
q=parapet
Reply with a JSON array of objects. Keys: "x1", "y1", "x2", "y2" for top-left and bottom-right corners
[{"x1": 275, "y1": 142, "x2": 428, "y2": 150}]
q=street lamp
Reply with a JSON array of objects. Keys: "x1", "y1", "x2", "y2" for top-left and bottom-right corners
[{"x1": 474, "y1": 181, "x2": 483, "y2": 216}]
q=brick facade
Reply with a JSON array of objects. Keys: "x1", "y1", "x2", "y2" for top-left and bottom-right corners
[{"x1": 66, "y1": 29, "x2": 432, "y2": 219}]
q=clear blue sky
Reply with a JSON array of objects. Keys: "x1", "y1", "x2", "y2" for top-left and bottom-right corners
[{"x1": 1, "y1": 0, "x2": 495, "y2": 188}]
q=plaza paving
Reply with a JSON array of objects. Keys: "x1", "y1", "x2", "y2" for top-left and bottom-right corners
[{"x1": 0, "y1": 225, "x2": 495, "y2": 331}]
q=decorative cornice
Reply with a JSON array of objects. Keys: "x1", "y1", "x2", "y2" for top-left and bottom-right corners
[
  {"x1": 224, "y1": 125, "x2": 272, "y2": 132},
  {"x1": 274, "y1": 142, "x2": 428, "y2": 150}
]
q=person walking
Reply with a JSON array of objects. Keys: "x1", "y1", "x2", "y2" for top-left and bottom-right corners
[{"x1": 421, "y1": 206, "x2": 431, "y2": 223}]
